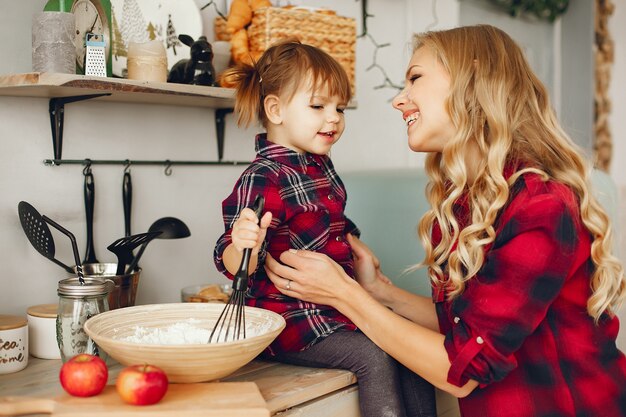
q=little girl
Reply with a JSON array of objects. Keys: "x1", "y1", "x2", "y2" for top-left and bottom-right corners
[{"x1": 214, "y1": 40, "x2": 436, "y2": 417}]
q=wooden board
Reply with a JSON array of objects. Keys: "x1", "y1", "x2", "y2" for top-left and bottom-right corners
[
  {"x1": 0, "y1": 382, "x2": 269, "y2": 417},
  {"x1": 0, "y1": 73, "x2": 356, "y2": 109},
  {"x1": 0, "y1": 73, "x2": 235, "y2": 108}
]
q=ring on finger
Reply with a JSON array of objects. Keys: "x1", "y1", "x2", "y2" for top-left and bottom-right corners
[{"x1": 286, "y1": 280, "x2": 292, "y2": 290}]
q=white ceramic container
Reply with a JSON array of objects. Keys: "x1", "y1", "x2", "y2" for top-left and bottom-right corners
[
  {"x1": 27, "y1": 304, "x2": 60, "y2": 360},
  {"x1": 0, "y1": 315, "x2": 28, "y2": 374}
]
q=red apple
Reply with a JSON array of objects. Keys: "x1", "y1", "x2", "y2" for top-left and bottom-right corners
[
  {"x1": 59, "y1": 353, "x2": 108, "y2": 397},
  {"x1": 116, "y1": 364, "x2": 169, "y2": 406}
]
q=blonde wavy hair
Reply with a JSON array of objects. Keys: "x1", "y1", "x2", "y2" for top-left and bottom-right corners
[{"x1": 415, "y1": 25, "x2": 624, "y2": 321}]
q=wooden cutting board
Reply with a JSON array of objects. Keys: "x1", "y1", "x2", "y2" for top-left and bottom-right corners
[{"x1": 0, "y1": 382, "x2": 269, "y2": 416}]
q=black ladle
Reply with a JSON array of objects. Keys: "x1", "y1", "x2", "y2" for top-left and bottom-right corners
[
  {"x1": 125, "y1": 217, "x2": 191, "y2": 274},
  {"x1": 18, "y1": 201, "x2": 85, "y2": 284}
]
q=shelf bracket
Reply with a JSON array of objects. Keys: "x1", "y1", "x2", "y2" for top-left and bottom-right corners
[
  {"x1": 49, "y1": 94, "x2": 111, "y2": 161},
  {"x1": 215, "y1": 108, "x2": 233, "y2": 162}
]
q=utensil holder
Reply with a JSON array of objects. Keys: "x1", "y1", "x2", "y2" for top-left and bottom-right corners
[{"x1": 75, "y1": 263, "x2": 141, "y2": 310}]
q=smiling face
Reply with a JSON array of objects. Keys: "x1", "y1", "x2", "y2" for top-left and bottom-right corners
[
  {"x1": 266, "y1": 77, "x2": 347, "y2": 155},
  {"x1": 392, "y1": 46, "x2": 455, "y2": 153}
]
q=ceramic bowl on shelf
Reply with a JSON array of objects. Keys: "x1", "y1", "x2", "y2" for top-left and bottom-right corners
[{"x1": 83, "y1": 303, "x2": 285, "y2": 383}]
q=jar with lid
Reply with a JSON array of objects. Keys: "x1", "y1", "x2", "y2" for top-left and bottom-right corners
[
  {"x1": 27, "y1": 304, "x2": 60, "y2": 359},
  {"x1": 0, "y1": 315, "x2": 28, "y2": 374},
  {"x1": 56, "y1": 277, "x2": 113, "y2": 362}
]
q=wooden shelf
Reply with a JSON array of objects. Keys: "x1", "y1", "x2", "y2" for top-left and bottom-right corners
[
  {"x1": 0, "y1": 72, "x2": 236, "y2": 108},
  {"x1": 0, "y1": 72, "x2": 355, "y2": 163}
]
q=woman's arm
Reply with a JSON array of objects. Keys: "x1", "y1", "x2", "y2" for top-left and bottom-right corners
[
  {"x1": 265, "y1": 250, "x2": 478, "y2": 397},
  {"x1": 346, "y1": 234, "x2": 440, "y2": 331}
]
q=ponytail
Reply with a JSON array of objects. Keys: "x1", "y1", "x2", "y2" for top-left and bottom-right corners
[{"x1": 220, "y1": 62, "x2": 262, "y2": 128}]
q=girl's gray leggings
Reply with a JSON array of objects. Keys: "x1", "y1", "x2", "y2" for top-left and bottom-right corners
[{"x1": 275, "y1": 330, "x2": 437, "y2": 417}]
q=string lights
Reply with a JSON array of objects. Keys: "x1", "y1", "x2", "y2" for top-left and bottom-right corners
[
  {"x1": 358, "y1": 0, "x2": 403, "y2": 91},
  {"x1": 358, "y1": 0, "x2": 439, "y2": 93}
]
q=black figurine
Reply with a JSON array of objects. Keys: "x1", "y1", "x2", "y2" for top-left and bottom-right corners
[{"x1": 167, "y1": 34, "x2": 217, "y2": 86}]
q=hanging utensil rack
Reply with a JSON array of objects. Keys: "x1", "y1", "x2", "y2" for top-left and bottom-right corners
[{"x1": 43, "y1": 158, "x2": 249, "y2": 175}]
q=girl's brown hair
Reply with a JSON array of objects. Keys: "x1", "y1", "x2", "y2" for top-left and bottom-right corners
[
  {"x1": 414, "y1": 25, "x2": 624, "y2": 321},
  {"x1": 220, "y1": 39, "x2": 352, "y2": 128}
]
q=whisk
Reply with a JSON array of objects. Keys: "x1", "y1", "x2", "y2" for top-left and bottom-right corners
[{"x1": 209, "y1": 194, "x2": 265, "y2": 343}]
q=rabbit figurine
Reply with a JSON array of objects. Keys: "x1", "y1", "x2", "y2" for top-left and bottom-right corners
[{"x1": 167, "y1": 34, "x2": 217, "y2": 86}]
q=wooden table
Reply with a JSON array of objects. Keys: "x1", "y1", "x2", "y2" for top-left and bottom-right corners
[{"x1": 0, "y1": 357, "x2": 359, "y2": 416}]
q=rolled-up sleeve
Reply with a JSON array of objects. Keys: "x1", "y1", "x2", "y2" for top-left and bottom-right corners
[{"x1": 443, "y1": 194, "x2": 580, "y2": 387}]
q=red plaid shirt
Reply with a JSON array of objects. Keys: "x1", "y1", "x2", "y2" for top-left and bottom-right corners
[
  {"x1": 214, "y1": 134, "x2": 359, "y2": 355},
  {"x1": 433, "y1": 169, "x2": 626, "y2": 417}
]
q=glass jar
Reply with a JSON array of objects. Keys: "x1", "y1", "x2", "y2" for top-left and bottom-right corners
[{"x1": 56, "y1": 277, "x2": 113, "y2": 362}]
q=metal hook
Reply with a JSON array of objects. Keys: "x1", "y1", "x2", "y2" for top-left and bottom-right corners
[
  {"x1": 83, "y1": 159, "x2": 92, "y2": 175},
  {"x1": 124, "y1": 159, "x2": 131, "y2": 174},
  {"x1": 164, "y1": 160, "x2": 173, "y2": 176}
]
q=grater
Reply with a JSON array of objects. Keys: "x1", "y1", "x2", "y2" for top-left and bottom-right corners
[{"x1": 85, "y1": 33, "x2": 107, "y2": 77}]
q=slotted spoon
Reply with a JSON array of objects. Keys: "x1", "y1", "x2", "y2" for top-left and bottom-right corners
[{"x1": 18, "y1": 201, "x2": 85, "y2": 284}]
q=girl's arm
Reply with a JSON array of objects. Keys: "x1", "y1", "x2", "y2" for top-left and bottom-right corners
[
  {"x1": 221, "y1": 210, "x2": 272, "y2": 275},
  {"x1": 214, "y1": 171, "x2": 283, "y2": 278}
]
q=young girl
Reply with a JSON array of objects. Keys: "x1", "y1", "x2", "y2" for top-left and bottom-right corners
[
  {"x1": 214, "y1": 40, "x2": 436, "y2": 417},
  {"x1": 265, "y1": 26, "x2": 626, "y2": 417}
]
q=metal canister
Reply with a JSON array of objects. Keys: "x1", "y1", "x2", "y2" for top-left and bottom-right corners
[{"x1": 56, "y1": 277, "x2": 113, "y2": 362}]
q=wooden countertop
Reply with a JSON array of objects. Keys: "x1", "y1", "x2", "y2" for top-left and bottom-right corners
[{"x1": 0, "y1": 357, "x2": 357, "y2": 416}]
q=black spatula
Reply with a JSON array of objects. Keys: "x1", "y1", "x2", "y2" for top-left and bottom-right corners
[{"x1": 107, "y1": 231, "x2": 162, "y2": 275}]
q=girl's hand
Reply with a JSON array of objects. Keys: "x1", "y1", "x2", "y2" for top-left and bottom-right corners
[
  {"x1": 231, "y1": 209, "x2": 272, "y2": 255},
  {"x1": 346, "y1": 234, "x2": 393, "y2": 295},
  {"x1": 264, "y1": 250, "x2": 354, "y2": 306}
]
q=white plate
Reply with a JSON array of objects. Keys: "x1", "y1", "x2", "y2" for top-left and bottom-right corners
[{"x1": 110, "y1": 0, "x2": 202, "y2": 77}]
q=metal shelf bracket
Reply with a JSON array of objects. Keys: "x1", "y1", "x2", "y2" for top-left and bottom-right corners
[
  {"x1": 215, "y1": 108, "x2": 234, "y2": 161},
  {"x1": 49, "y1": 93, "x2": 111, "y2": 161}
]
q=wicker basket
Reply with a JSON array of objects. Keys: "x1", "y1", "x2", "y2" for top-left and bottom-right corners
[{"x1": 215, "y1": 7, "x2": 356, "y2": 93}]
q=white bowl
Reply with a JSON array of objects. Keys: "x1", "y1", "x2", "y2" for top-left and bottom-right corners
[{"x1": 84, "y1": 303, "x2": 285, "y2": 383}]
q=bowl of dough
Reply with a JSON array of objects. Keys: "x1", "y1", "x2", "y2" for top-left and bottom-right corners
[{"x1": 84, "y1": 303, "x2": 285, "y2": 383}]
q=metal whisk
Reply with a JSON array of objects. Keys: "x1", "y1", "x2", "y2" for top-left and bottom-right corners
[{"x1": 209, "y1": 195, "x2": 265, "y2": 343}]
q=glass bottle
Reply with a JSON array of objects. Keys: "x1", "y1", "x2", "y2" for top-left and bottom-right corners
[{"x1": 56, "y1": 276, "x2": 113, "y2": 362}]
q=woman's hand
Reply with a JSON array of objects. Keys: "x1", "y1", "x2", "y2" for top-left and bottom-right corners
[
  {"x1": 231, "y1": 208, "x2": 272, "y2": 255},
  {"x1": 346, "y1": 234, "x2": 393, "y2": 297},
  {"x1": 264, "y1": 250, "x2": 355, "y2": 306}
]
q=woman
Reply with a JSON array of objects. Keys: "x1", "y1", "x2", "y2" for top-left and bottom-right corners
[{"x1": 264, "y1": 25, "x2": 626, "y2": 417}]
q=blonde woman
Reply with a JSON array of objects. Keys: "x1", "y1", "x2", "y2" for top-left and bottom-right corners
[{"x1": 265, "y1": 25, "x2": 626, "y2": 417}]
